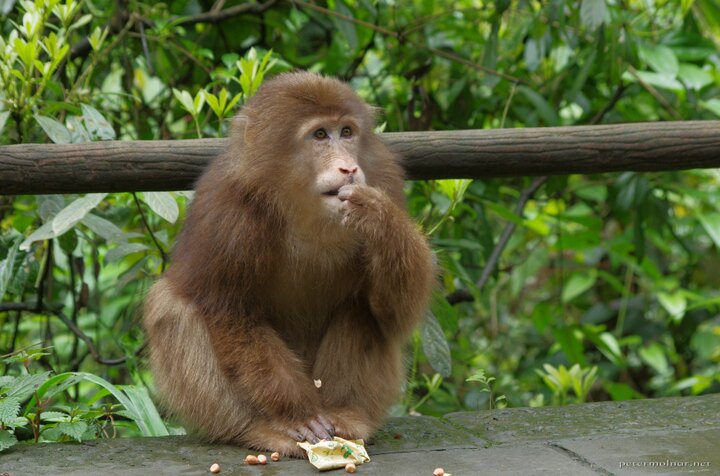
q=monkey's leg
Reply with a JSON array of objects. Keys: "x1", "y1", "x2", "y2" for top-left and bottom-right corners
[
  {"x1": 203, "y1": 318, "x2": 336, "y2": 441},
  {"x1": 312, "y1": 308, "x2": 405, "y2": 440}
]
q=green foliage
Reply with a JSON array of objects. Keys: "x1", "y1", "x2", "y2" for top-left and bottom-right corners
[
  {"x1": 1, "y1": 0, "x2": 720, "y2": 443},
  {"x1": 0, "y1": 347, "x2": 167, "y2": 450},
  {"x1": 536, "y1": 364, "x2": 598, "y2": 405}
]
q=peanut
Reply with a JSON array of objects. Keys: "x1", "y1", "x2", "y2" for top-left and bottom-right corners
[
  {"x1": 209, "y1": 463, "x2": 221, "y2": 473},
  {"x1": 345, "y1": 462, "x2": 357, "y2": 473},
  {"x1": 257, "y1": 454, "x2": 267, "y2": 465},
  {"x1": 271, "y1": 452, "x2": 281, "y2": 462},
  {"x1": 244, "y1": 455, "x2": 259, "y2": 465}
]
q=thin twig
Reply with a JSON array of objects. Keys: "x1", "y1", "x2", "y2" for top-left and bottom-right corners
[
  {"x1": 445, "y1": 176, "x2": 548, "y2": 305},
  {"x1": 291, "y1": 0, "x2": 522, "y2": 84},
  {"x1": 50, "y1": 309, "x2": 126, "y2": 366},
  {"x1": 626, "y1": 65, "x2": 682, "y2": 120},
  {"x1": 173, "y1": 0, "x2": 278, "y2": 26},
  {"x1": 475, "y1": 176, "x2": 548, "y2": 291},
  {"x1": 590, "y1": 83, "x2": 626, "y2": 124}
]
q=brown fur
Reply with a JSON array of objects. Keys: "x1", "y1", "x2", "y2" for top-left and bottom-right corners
[{"x1": 143, "y1": 72, "x2": 434, "y2": 457}]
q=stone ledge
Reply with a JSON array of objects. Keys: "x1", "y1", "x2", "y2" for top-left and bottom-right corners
[{"x1": 2, "y1": 394, "x2": 718, "y2": 475}]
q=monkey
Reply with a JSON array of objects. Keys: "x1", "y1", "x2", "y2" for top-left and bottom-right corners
[{"x1": 142, "y1": 71, "x2": 435, "y2": 457}]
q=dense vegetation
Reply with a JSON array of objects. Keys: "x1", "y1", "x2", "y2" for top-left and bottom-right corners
[{"x1": 1, "y1": 0, "x2": 720, "y2": 449}]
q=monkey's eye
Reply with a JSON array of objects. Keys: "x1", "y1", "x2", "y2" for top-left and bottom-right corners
[
  {"x1": 341, "y1": 126, "x2": 353, "y2": 138},
  {"x1": 313, "y1": 128, "x2": 328, "y2": 140}
]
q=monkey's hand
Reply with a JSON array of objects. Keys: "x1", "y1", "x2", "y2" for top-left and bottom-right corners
[{"x1": 338, "y1": 184, "x2": 394, "y2": 240}]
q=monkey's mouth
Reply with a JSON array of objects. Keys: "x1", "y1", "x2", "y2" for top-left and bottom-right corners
[{"x1": 322, "y1": 189, "x2": 340, "y2": 197}]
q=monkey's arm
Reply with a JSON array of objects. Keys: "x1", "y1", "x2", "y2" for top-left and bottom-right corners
[
  {"x1": 204, "y1": 317, "x2": 325, "y2": 423},
  {"x1": 339, "y1": 184, "x2": 434, "y2": 339}
]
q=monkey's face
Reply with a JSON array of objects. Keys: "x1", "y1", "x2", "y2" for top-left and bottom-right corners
[{"x1": 296, "y1": 116, "x2": 367, "y2": 217}]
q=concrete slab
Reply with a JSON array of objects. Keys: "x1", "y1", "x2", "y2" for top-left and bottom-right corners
[
  {"x1": 555, "y1": 429, "x2": 720, "y2": 475},
  {"x1": 445, "y1": 393, "x2": 720, "y2": 444}
]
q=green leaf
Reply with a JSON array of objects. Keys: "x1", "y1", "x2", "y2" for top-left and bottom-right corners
[
  {"x1": 698, "y1": 213, "x2": 720, "y2": 248},
  {"x1": 0, "y1": 239, "x2": 20, "y2": 298},
  {"x1": 580, "y1": 0, "x2": 606, "y2": 31},
  {"x1": 330, "y1": 0, "x2": 358, "y2": 50},
  {"x1": 700, "y1": 99, "x2": 720, "y2": 117},
  {"x1": 0, "y1": 429, "x2": 18, "y2": 451},
  {"x1": 420, "y1": 312, "x2": 452, "y2": 378},
  {"x1": 7, "y1": 372, "x2": 51, "y2": 401},
  {"x1": 57, "y1": 421, "x2": 88, "y2": 442},
  {"x1": 118, "y1": 385, "x2": 169, "y2": 437},
  {"x1": 517, "y1": 86, "x2": 559, "y2": 126},
  {"x1": 40, "y1": 411, "x2": 70, "y2": 422},
  {"x1": 575, "y1": 184, "x2": 607, "y2": 203},
  {"x1": 81, "y1": 213, "x2": 129, "y2": 243},
  {"x1": 639, "y1": 343, "x2": 669, "y2": 375},
  {"x1": 604, "y1": 381, "x2": 644, "y2": 400},
  {"x1": 52, "y1": 194, "x2": 107, "y2": 237},
  {"x1": 105, "y1": 243, "x2": 150, "y2": 264},
  {"x1": 81, "y1": 104, "x2": 116, "y2": 140},
  {"x1": 204, "y1": 91, "x2": 221, "y2": 118},
  {"x1": 0, "y1": 398, "x2": 20, "y2": 425},
  {"x1": 562, "y1": 271, "x2": 597, "y2": 303},
  {"x1": 35, "y1": 114, "x2": 71, "y2": 144},
  {"x1": 142, "y1": 192, "x2": 179, "y2": 223},
  {"x1": 598, "y1": 332, "x2": 623, "y2": 364},
  {"x1": 69, "y1": 13, "x2": 92, "y2": 31},
  {"x1": 524, "y1": 37, "x2": 542, "y2": 72},
  {"x1": 19, "y1": 221, "x2": 55, "y2": 251},
  {"x1": 173, "y1": 89, "x2": 195, "y2": 115},
  {"x1": 552, "y1": 328, "x2": 588, "y2": 366},
  {"x1": 623, "y1": 70, "x2": 683, "y2": 91},
  {"x1": 638, "y1": 44, "x2": 679, "y2": 75},
  {"x1": 657, "y1": 291, "x2": 686, "y2": 322},
  {"x1": 677, "y1": 64, "x2": 713, "y2": 90},
  {"x1": 0, "y1": 111, "x2": 9, "y2": 135}
]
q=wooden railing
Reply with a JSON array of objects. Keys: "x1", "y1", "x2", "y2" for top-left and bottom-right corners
[{"x1": 1, "y1": 121, "x2": 719, "y2": 195}]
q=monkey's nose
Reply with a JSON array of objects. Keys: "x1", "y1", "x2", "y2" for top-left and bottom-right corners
[{"x1": 339, "y1": 166, "x2": 358, "y2": 176}]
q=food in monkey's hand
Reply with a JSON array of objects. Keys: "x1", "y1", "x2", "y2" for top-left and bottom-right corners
[{"x1": 143, "y1": 71, "x2": 435, "y2": 458}]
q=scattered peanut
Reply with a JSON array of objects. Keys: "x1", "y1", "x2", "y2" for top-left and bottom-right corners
[
  {"x1": 314, "y1": 379, "x2": 322, "y2": 388},
  {"x1": 257, "y1": 454, "x2": 268, "y2": 465},
  {"x1": 433, "y1": 468, "x2": 445, "y2": 476},
  {"x1": 244, "y1": 455, "x2": 259, "y2": 465},
  {"x1": 271, "y1": 452, "x2": 281, "y2": 462},
  {"x1": 209, "y1": 463, "x2": 221, "y2": 473},
  {"x1": 345, "y1": 462, "x2": 357, "y2": 473}
]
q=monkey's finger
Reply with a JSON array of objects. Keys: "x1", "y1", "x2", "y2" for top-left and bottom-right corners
[
  {"x1": 307, "y1": 417, "x2": 332, "y2": 441},
  {"x1": 316, "y1": 414, "x2": 335, "y2": 437},
  {"x1": 297, "y1": 424, "x2": 320, "y2": 444},
  {"x1": 337, "y1": 185, "x2": 356, "y2": 202}
]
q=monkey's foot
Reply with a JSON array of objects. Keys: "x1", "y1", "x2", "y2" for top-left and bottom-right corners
[{"x1": 286, "y1": 414, "x2": 335, "y2": 444}]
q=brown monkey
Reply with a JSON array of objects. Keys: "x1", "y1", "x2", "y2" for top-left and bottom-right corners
[{"x1": 143, "y1": 72, "x2": 434, "y2": 457}]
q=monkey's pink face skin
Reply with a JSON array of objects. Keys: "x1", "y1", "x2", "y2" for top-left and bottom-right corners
[{"x1": 300, "y1": 118, "x2": 367, "y2": 216}]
